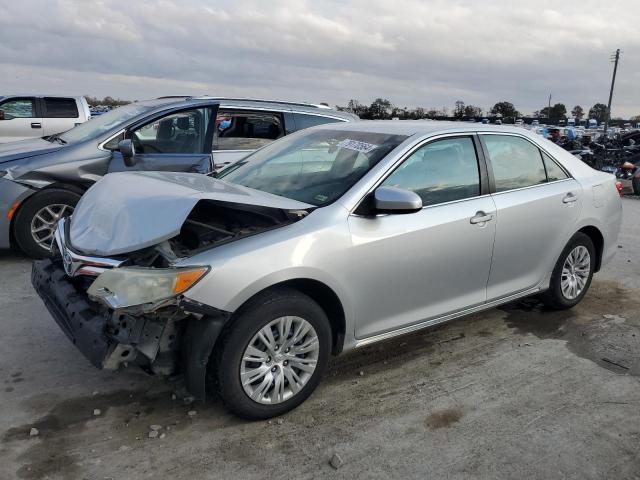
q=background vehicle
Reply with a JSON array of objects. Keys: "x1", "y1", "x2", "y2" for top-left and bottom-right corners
[
  {"x1": 0, "y1": 97, "x2": 357, "y2": 257},
  {"x1": 0, "y1": 95, "x2": 90, "y2": 143},
  {"x1": 32, "y1": 122, "x2": 622, "y2": 419}
]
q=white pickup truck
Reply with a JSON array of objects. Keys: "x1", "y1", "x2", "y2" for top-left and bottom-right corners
[{"x1": 0, "y1": 95, "x2": 91, "y2": 143}]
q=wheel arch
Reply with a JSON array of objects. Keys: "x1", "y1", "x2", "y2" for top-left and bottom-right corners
[
  {"x1": 215, "y1": 278, "x2": 347, "y2": 356},
  {"x1": 577, "y1": 225, "x2": 604, "y2": 272},
  {"x1": 9, "y1": 182, "x2": 88, "y2": 246}
]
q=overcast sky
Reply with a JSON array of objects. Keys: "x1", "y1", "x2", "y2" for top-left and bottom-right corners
[{"x1": 1, "y1": 0, "x2": 639, "y2": 117}]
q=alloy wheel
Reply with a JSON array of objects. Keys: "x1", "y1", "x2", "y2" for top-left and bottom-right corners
[
  {"x1": 30, "y1": 204, "x2": 73, "y2": 251},
  {"x1": 560, "y1": 245, "x2": 591, "y2": 300},
  {"x1": 240, "y1": 316, "x2": 319, "y2": 405}
]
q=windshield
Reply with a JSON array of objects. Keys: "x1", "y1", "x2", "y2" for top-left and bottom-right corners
[
  {"x1": 58, "y1": 103, "x2": 153, "y2": 144},
  {"x1": 219, "y1": 128, "x2": 407, "y2": 206}
]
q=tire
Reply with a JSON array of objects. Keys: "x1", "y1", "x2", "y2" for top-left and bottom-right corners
[
  {"x1": 541, "y1": 232, "x2": 595, "y2": 310},
  {"x1": 13, "y1": 188, "x2": 81, "y2": 259},
  {"x1": 633, "y1": 177, "x2": 640, "y2": 196},
  {"x1": 213, "y1": 288, "x2": 332, "y2": 420}
]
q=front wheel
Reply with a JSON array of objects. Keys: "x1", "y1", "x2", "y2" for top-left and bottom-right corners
[
  {"x1": 213, "y1": 288, "x2": 332, "y2": 420},
  {"x1": 13, "y1": 188, "x2": 81, "y2": 259},
  {"x1": 541, "y1": 232, "x2": 595, "y2": 310}
]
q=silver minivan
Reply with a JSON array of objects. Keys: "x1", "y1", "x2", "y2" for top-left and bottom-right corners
[{"x1": 32, "y1": 122, "x2": 622, "y2": 419}]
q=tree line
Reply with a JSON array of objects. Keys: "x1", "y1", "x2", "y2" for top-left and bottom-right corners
[{"x1": 336, "y1": 98, "x2": 638, "y2": 124}]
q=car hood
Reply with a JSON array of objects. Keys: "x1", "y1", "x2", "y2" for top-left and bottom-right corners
[
  {"x1": 0, "y1": 137, "x2": 65, "y2": 164},
  {"x1": 69, "y1": 171, "x2": 314, "y2": 256}
]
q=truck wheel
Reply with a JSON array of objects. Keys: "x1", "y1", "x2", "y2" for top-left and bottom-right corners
[
  {"x1": 213, "y1": 288, "x2": 332, "y2": 420},
  {"x1": 13, "y1": 188, "x2": 81, "y2": 259},
  {"x1": 540, "y1": 232, "x2": 595, "y2": 310}
]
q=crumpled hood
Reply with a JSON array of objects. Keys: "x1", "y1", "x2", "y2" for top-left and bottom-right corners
[
  {"x1": 69, "y1": 171, "x2": 314, "y2": 256},
  {"x1": 0, "y1": 137, "x2": 65, "y2": 164}
]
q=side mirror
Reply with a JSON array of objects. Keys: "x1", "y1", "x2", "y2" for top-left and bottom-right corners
[
  {"x1": 373, "y1": 186, "x2": 422, "y2": 213},
  {"x1": 0, "y1": 110, "x2": 5, "y2": 120},
  {"x1": 118, "y1": 139, "x2": 136, "y2": 167}
]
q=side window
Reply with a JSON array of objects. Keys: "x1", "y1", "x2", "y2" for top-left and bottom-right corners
[
  {"x1": 213, "y1": 110, "x2": 284, "y2": 151},
  {"x1": 293, "y1": 113, "x2": 342, "y2": 130},
  {"x1": 0, "y1": 98, "x2": 36, "y2": 119},
  {"x1": 44, "y1": 98, "x2": 79, "y2": 118},
  {"x1": 482, "y1": 135, "x2": 547, "y2": 192},
  {"x1": 541, "y1": 151, "x2": 568, "y2": 181},
  {"x1": 130, "y1": 107, "x2": 212, "y2": 154},
  {"x1": 382, "y1": 137, "x2": 480, "y2": 207}
]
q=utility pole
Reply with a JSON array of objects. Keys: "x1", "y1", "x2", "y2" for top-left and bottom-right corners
[
  {"x1": 548, "y1": 94, "x2": 552, "y2": 123},
  {"x1": 604, "y1": 49, "x2": 621, "y2": 137}
]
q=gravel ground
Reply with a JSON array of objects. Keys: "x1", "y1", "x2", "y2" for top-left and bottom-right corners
[{"x1": 0, "y1": 198, "x2": 638, "y2": 480}]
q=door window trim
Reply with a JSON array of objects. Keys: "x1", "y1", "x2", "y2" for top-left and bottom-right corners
[
  {"x1": 351, "y1": 133, "x2": 490, "y2": 215},
  {"x1": 477, "y1": 132, "x2": 574, "y2": 195}
]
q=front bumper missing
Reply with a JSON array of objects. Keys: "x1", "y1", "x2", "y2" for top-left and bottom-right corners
[
  {"x1": 31, "y1": 258, "x2": 184, "y2": 373},
  {"x1": 32, "y1": 258, "x2": 117, "y2": 368}
]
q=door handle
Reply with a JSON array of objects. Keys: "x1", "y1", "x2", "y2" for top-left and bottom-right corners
[
  {"x1": 31, "y1": 122, "x2": 42, "y2": 129},
  {"x1": 470, "y1": 211, "x2": 494, "y2": 224},
  {"x1": 562, "y1": 192, "x2": 577, "y2": 203}
]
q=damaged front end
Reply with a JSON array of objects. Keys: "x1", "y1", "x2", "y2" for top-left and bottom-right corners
[{"x1": 31, "y1": 178, "x2": 311, "y2": 399}]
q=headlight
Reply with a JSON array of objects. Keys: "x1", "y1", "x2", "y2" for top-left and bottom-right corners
[{"x1": 87, "y1": 266, "x2": 209, "y2": 309}]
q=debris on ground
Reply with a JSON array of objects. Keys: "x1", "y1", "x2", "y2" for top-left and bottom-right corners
[
  {"x1": 276, "y1": 418, "x2": 284, "y2": 425},
  {"x1": 149, "y1": 425, "x2": 162, "y2": 431},
  {"x1": 329, "y1": 453, "x2": 344, "y2": 470},
  {"x1": 358, "y1": 371, "x2": 364, "y2": 376},
  {"x1": 187, "y1": 410, "x2": 197, "y2": 417},
  {"x1": 93, "y1": 409, "x2": 101, "y2": 416},
  {"x1": 148, "y1": 430, "x2": 159, "y2": 439},
  {"x1": 171, "y1": 393, "x2": 177, "y2": 401},
  {"x1": 183, "y1": 396, "x2": 195, "y2": 405},
  {"x1": 159, "y1": 433, "x2": 166, "y2": 439},
  {"x1": 29, "y1": 428, "x2": 39, "y2": 437}
]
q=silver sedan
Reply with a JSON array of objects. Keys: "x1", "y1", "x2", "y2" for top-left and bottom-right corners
[{"x1": 32, "y1": 122, "x2": 622, "y2": 419}]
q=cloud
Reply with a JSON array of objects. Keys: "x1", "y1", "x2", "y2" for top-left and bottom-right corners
[{"x1": 0, "y1": 0, "x2": 638, "y2": 116}]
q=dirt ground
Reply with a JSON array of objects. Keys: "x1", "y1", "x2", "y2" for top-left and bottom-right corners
[{"x1": 0, "y1": 198, "x2": 639, "y2": 480}]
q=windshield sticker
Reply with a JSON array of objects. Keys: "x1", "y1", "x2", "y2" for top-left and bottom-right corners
[
  {"x1": 336, "y1": 139, "x2": 379, "y2": 153},
  {"x1": 314, "y1": 194, "x2": 328, "y2": 203}
]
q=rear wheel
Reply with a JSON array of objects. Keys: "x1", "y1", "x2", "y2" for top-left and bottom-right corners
[
  {"x1": 13, "y1": 188, "x2": 81, "y2": 259},
  {"x1": 541, "y1": 232, "x2": 595, "y2": 310},
  {"x1": 213, "y1": 288, "x2": 331, "y2": 420}
]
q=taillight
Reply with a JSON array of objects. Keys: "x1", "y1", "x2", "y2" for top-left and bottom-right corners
[{"x1": 615, "y1": 181, "x2": 623, "y2": 197}]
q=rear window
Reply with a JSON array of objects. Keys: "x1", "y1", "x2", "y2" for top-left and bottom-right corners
[
  {"x1": 293, "y1": 113, "x2": 343, "y2": 130},
  {"x1": 44, "y1": 98, "x2": 79, "y2": 118}
]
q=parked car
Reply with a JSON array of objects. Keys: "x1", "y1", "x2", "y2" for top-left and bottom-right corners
[
  {"x1": 0, "y1": 97, "x2": 357, "y2": 257},
  {"x1": 0, "y1": 95, "x2": 91, "y2": 143},
  {"x1": 32, "y1": 122, "x2": 622, "y2": 419}
]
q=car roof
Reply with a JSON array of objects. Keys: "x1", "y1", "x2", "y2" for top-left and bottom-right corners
[
  {"x1": 312, "y1": 120, "x2": 538, "y2": 137},
  {"x1": 153, "y1": 96, "x2": 358, "y2": 120}
]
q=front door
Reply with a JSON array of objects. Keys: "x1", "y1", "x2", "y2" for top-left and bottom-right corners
[
  {"x1": 480, "y1": 134, "x2": 583, "y2": 300},
  {"x1": 0, "y1": 97, "x2": 42, "y2": 142},
  {"x1": 347, "y1": 135, "x2": 496, "y2": 339},
  {"x1": 108, "y1": 105, "x2": 217, "y2": 174}
]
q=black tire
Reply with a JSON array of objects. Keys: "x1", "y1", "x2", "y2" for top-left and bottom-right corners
[
  {"x1": 633, "y1": 177, "x2": 640, "y2": 196},
  {"x1": 213, "y1": 288, "x2": 332, "y2": 420},
  {"x1": 541, "y1": 232, "x2": 595, "y2": 310},
  {"x1": 13, "y1": 188, "x2": 81, "y2": 259}
]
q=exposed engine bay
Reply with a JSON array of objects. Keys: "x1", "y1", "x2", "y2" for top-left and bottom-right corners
[{"x1": 124, "y1": 200, "x2": 309, "y2": 268}]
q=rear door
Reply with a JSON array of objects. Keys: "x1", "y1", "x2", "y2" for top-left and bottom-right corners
[
  {"x1": 480, "y1": 133, "x2": 582, "y2": 301},
  {"x1": 212, "y1": 108, "x2": 286, "y2": 170},
  {"x1": 0, "y1": 97, "x2": 42, "y2": 142},
  {"x1": 107, "y1": 104, "x2": 218, "y2": 174},
  {"x1": 42, "y1": 97, "x2": 81, "y2": 136}
]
